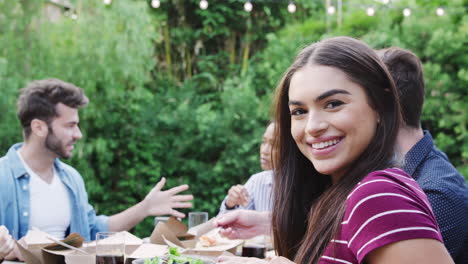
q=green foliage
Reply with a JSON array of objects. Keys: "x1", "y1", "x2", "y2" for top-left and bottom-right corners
[
  {"x1": 249, "y1": 2, "x2": 467, "y2": 179},
  {"x1": 0, "y1": 0, "x2": 466, "y2": 239}
]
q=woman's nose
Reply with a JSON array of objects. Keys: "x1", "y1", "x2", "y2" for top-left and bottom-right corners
[{"x1": 305, "y1": 113, "x2": 328, "y2": 136}]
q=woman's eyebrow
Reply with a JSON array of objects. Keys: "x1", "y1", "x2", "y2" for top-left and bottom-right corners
[
  {"x1": 315, "y1": 89, "x2": 351, "y2": 102},
  {"x1": 288, "y1": 100, "x2": 304, "y2": 106}
]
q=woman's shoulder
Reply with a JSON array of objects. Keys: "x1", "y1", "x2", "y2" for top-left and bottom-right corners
[
  {"x1": 347, "y1": 168, "x2": 425, "y2": 203},
  {"x1": 342, "y1": 168, "x2": 442, "y2": 262},
  {"x1": 344, "y1": 167, "x2": 435, "y2": 228},
  {"x1": 362, "y1": 167, "x2": 415, "y2": 185}
]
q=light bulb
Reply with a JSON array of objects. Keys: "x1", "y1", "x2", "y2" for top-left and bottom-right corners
[
  {"x1": 287, "y1": 2, "x2": 296, "y2": 13},
  {"x1": 199, "y1": 0, "x2": 208, "y2": 9},
  {"x1": 244, "y1": 1, "x2": 252, "y2": 12},
  {"x1": 327, "y1": 5, "x2": 335, "y2": 15},
  {"x1": 436, "y1": 7, "x2": 445, "y2": 16},
  {"x1": 403, "y1": 8, "x2": 411, "y2": 17},
  {"x1": 71, "y1": 13, "x2": 78, "y2": 20},
  {"x1": 151, "y1": 0, "x2": 160, "y2": 8},
  {"x1": 366, "y1": 7, "x2": 375, "y2": 16},
  {"x1": 103, "y1": 0, "x2": 111, "y2": 5},
  {"x1": 382, "y1": 0, "x2": 390, "y2": 4}
]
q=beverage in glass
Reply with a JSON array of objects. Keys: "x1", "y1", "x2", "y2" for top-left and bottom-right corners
[{"x1": 95, "y1": 232, "x2": 125, "y2": 264}]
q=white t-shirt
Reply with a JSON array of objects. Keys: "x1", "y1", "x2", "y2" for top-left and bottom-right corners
[{"x1": 17, "y1": 152, "x2": 71, "y2": 239}]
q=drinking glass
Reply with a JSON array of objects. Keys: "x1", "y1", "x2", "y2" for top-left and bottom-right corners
[
  {"x1": 188, "y1": 212, "x2": 208, "y2": 229},
  {"x1": 154, "y1": 216, "x2": 170, "y2": 227},
  {"x1": 95, "y1": 232, "x2": 125, "y2": 264},
  {"x1": 242, "y1": 235, "x2": 266, "y2": 258}
]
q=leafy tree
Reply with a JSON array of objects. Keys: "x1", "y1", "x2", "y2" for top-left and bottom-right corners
[{"x1": 0, "y1": 0, "x2": 465, "y2": 239}]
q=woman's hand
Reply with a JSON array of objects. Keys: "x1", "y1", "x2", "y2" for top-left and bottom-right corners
[
  {"x1": 213, "y1": 210, "x2": 271, "y2": 240},
  {"x1": 217, "y1": 256, "x2": 268, "y2": 263},
  {"x1": 217, "y1": 256, "x2": 294, "y2": 264}
]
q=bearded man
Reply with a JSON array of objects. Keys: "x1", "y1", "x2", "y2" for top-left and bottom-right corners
[{"x1": 0, "y1": 79, "x2": 193, "y2": 261}]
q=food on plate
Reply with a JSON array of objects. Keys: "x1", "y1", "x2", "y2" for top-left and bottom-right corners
[
  {"x1": 198, "y1": 234, "x2": 217, "y2": 247},
  {"x1": 142, "y1": 247, "x2": 213, "y2": 264}
]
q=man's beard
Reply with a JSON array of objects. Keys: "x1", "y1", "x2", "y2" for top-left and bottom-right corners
[{"x1": 45, "y1": 126, "x2": 73, "y2": 159}]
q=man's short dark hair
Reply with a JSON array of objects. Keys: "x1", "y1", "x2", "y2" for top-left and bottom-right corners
[
  {"x1": 17, "y1": 78, "x2": 89, "y2": 139},
  {"x1": 378, "y1": 47, "x2": 425, "y2": 128}
]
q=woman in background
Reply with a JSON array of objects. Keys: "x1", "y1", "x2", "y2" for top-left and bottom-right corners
[{"x1": 219, "y1": 122, "x2": 275, "y2": 214}]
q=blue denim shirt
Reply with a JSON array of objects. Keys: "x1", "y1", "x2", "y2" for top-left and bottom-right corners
[
  {"x1": 404, "y1": 131, "x2": 468, "y2": 262},
  {"x1": 0, "y1": 143, "x2": 108, "y2": 241}
]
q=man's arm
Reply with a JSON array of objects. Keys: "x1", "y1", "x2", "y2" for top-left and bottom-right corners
[
  {"x1": 108, "y1": 177, "x2": 193, "y2": 231},
  {"x1": 424, "y1": 186, "x2": 468, "y2": 258},
  {"x1": 0, "y1": 226, "x2": 14, "y2": 261}
]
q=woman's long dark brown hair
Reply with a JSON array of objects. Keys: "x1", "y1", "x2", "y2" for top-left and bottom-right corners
[{"x1": 271, "y1": 36, "x2": 402, "y2": 264}]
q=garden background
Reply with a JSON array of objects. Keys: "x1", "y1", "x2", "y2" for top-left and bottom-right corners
[{"x1": 0, "y1": 0, "x2": 466, "y2": 237}]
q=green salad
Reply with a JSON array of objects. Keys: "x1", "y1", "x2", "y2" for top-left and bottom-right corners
[{"x1": 144, "y1": 247, "x2": 204, "y2": 264}]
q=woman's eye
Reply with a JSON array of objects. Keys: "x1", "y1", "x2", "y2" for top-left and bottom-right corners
[
  {"x1": 290, "y1": 108, "x2": 306, "y2": 116},
  {"x1": 325, "y1": 100, "x2": 344, "y2": 109}
]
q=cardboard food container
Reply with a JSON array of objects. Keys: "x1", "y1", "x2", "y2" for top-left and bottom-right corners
[
  {"x1": 149, "y1": 216, "x2": 242, "y2": 257},
  {"x1": 17, "y1": 229, "x2": 168, "y2": 264}
]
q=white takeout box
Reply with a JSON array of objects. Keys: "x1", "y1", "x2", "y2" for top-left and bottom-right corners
[
  {"x1": 17, "y1": 229, "x2": 167, "y2": 264},
  {"x1": 149, "y1": 216, "x2": 242, "y2": 257}
]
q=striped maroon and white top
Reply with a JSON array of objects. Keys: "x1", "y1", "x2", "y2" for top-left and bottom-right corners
[{"x1": 319, "y1": 168, "x2": 443, "y2": 264}]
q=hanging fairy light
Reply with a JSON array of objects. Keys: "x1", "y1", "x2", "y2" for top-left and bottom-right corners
[
  {"x1": 366, "y1": 7, "x2": 375, "y2": 16},
  {"x1": 244, "y1": 1, "x2": 253, "y2": 12},
  {"x1": 151, "y1": 0, "x2": 160, "y2": 8},
  {"x1": 436, "y1": 7, "x2": 445, "y2": 16},
  {"x1": 287, "y1": 2, "x2": 296, "y2": 13},
  {"x1": 327, "y1": 5, "x2": 336, "y2": 15},
  {"x1": 403, "y1": 8, "x2": 411, "y2": 17},
  {"x1": 199, "y1": 0, "x2": 208, "y2": 9},
  {"x1": 103, "y1": 0, "x2": 111, "y2": 5}
]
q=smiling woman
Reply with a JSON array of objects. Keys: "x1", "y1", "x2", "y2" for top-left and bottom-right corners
[{"x1": 268, "y1": 36, "x2": 454, "y2": 264}]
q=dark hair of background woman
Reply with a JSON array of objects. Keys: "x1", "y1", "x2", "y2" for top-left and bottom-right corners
[{"x1": 271, "y1": 36, "x2": 402, "y2": 264}]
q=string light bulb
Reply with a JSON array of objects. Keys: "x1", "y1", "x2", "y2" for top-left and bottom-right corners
[
  {"x1": 327, "y1": 5, "x2": 336, "y2": 15},
  {"x1": 436, "y1": 7, "x2": 445, "y2": 16},
  {"x1": 199, "y1": 0, "x2": 208, "y2": 9},
  {"x1": 151, "y1": 0, "x2": 160, "y2": 8},
  {"x1": 71, "y1": 13, "x2": 78, "y2": 20},
  {"x1": 403, "y1": 8, "x2": 411, "y2": 17},
  {"x1": 382, "y1": 0, "x2": 390, "y2": 4},
  {"x1": 244, "y1": 1, "x2": 253, "y2": 12},
  {"x1": 287, "y1": 2, "x2": 296, "y2": 13},
  {"x1": 103, "y1": 0, "x2": 111, "y2": 5},
  {"x1": 366, "y1": 7, "x2": 375, "y2": 16}
]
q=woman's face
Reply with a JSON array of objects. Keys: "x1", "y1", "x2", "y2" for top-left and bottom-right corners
[
  {"x1": 260, "y1": 123, "x2": 275, "y2": 171},
  {"x1": 288, "y1": 65, "x2": 378, "y2": 183}
]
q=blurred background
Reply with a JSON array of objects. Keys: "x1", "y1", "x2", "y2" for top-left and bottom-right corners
[{"x1": 0, "y1": 0, "x2": 466, "y2": 237}]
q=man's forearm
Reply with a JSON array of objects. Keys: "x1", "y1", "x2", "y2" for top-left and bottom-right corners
[{"x1": 108, "y1": 201, "x2": 148, "y2": 232}]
